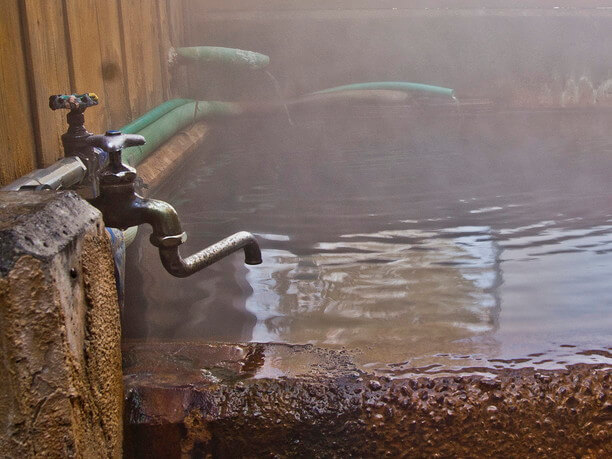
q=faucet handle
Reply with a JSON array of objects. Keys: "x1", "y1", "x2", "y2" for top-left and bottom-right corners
[
  {"x1": 49, "y1": 93, "x2": 99, "y2": 112},
  {"x1": 87, "y1": 130, "x2": 146, "y2": 153},
  {"x1": 87, "y1": 131, "x2": 144, "y2": 186}
]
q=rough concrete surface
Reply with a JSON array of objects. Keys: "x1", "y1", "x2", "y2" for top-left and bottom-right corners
[
  {"x1": 123, "y1": 341, "x2": 611, "y2": 458},
  {"x1": 137, "y1": 122, "x2": 209, "y2": 190},
  {"x1": 0, "y1": 191, "x2": 122, "y2": 458}
]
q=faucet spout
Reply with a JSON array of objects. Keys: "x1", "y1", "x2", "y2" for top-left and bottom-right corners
[
  {"x1": 94, "y1": 190, "x2": 262, "y2": 278},
  {"x1": 87, "y1": 130, "x2": 262, "y2": 278},
  {"x1": 159, "y1": 231, "x2": 262, "y2": 278}
]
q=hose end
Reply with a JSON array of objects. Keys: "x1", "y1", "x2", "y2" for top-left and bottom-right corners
[
  {"x1": 245, "y1": 257, "x2": 263, "y2": 266},
  {"x1": 244, "y1": 243, "x2": 263, "y2": 265}
]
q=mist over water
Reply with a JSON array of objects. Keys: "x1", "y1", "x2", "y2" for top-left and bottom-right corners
[{"x1": 125, "y1": 109, "x2": 612, "y2": 375}]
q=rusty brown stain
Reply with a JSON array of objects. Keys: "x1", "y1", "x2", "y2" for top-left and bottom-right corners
[
  {"x1": 182, "y1": 411, "x2": 213, "y2": 458},
  {"x1": 1, "y1": 192, "x2": 123, "y2": 458},
  {"x1": 0, "y1": 255, "x2": 76, "y2": 457},
  {"x1": 124, "y1": 342, "x2": 611, "y2": 458},
  {"x1": 81, "y1": 231, "x2": 124, "y2": 459}
]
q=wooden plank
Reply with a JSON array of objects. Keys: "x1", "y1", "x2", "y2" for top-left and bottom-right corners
[
  {"x1": 156, "y1": 0, "x2": 173, "y2": 100},
  {"x1": 182, "y1": 0, "x2": 205, "y2": 98},
  {"x1": 92, "y1": 0, "x2": 131, "y2": 128},
  {"x1": 166, "y1": 0, "x2": 186, "y2": 46},
  {"x1": 166, "y1": 0, "x2": 189, "y2": 97},
  {"x1": 0, "y1": 0, "x2": 37, "y2": 185},
  {"x1": 22, "y1": 0, "x2": 72, "y2": 167},
  {"x1": 118, "y1": 0, "x2": 165, "y2": 118},
  {"x1": 64, "y1": 0, "x2": 109, "y2": 136},
  {"x1": 65, "y1": 0, "x2": 134, "y2": 131}
]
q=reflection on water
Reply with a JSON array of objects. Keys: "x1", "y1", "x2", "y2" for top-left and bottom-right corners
[
  {"x1": 246, "y1": 227, "x2": 501, "y2": 355},
  {"x1": 125, "y1": 110, "x2": 612, "y2": 374}
]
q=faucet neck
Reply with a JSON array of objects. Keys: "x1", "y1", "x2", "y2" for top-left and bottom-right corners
[
  {"x1": 61, "y1": 110, "x2": 92, "y2": 157},
  {"x1": 50, "y1": 93, "x2": 102, "y2": 199},
  {"x1": 99, "y1": 151, "x2": 137, "y2": 186}
]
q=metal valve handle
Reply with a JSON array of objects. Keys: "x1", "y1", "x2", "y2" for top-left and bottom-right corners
[
  {"x1": 87, "y1": 130, "x2": 146, "y2": 153},
  {"x1": 49, "y1": 93, "x2": 99, "y2": 111},
  {"x1": 86, "y1": 131, "x2": 145, "y2": 186}
]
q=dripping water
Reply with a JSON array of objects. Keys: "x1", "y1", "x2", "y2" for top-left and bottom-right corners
[{"x1": 265, "y1": 70, "x2": 295, "y2": 126}]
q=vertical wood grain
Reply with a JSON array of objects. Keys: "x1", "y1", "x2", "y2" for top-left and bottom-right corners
[
  {"x1": 156, "y1": 0, "x2": 173, "y2": 100},
  {"x1": 118, "y1": 0, "x2": 166, "y2": 118},
  {"x1": 1, "y1": 0, "x2": 177, "y2": 184},
  {"x1": 165, "y1": 0, "x2": 189, "y2": 97},
  {"x1": 0, "y1": 0, "x2": 37, "y2": 185},
  {"x1": 166, "y1": 0, "x2": 186, "y2": 49},
  {"x1": 181, "y1": 0, "x2": 200, "y2": 97},
  {"x1": 64, "y1": 0, "x2": 109, "y2": 136},
  {"x1": 22, "y1": 0, "x2": 72, "y2": 167},
  {"x1": 93, "y1": 0, "x2": 131, "y2": 128}
]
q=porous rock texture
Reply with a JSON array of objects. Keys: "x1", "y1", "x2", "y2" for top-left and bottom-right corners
[
  {"x1": 124, "y1": 341, "x2": 611, "y2": 458},
  {"x1": 0, "y1": 191, "x2": 122, "y2": 458}
]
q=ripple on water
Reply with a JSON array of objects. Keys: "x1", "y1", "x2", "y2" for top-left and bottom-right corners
[{"x1": 125, "y1": 110, "x2": 612, "y2": 374}]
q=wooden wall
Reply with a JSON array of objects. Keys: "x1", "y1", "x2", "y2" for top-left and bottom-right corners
[{"x1": 0, "y1": 0, "x2": 187, "y2": 186}]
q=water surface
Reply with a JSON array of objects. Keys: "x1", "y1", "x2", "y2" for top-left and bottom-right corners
[{"x1": 125, "y1": 109, "x2": 612, "y2": 375}]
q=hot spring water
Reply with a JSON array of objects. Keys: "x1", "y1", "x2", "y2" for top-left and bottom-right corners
[{"x1": 125, "y1": 109, "x2": 612, "y2": 376}]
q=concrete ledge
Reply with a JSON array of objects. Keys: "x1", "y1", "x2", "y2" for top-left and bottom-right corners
[
  {"x1": 123, "y1": 341, "x2": 611, "y2": 457},
  {"x1": 137, "y1": 122, "x2": 210, "y2": 191},
  {"x1": 0, "y1": 191, "x2": 122, "y2": 458}
]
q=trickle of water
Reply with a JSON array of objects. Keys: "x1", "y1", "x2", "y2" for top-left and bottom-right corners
[
  {"x1": 264, "y1": 70, "x2": 294, "y2": 126},
  {"x1": 452, "y1": 94, "x2": 461, "y2": 114}
]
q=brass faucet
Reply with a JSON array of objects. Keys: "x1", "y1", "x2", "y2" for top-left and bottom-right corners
[
  {"x1": 87, "y1": 130, "x2": 262, "y2": 278},
  {"x1": 46, "y1": 93, "x2": 261, "y2": 277},
  {"x1": 49, "y1": 93, "x2": 104, "y2": 199}
]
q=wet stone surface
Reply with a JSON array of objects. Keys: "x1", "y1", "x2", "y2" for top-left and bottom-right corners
[{"x1": 123, "y1": 341, "x2": 611, "y2": 458}]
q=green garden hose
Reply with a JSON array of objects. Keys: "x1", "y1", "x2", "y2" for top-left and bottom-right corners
[
  {"x1": 122, "y1": 100, "x2": 244, "y2": 166},
  {"x1": 173, "y1": 46, "x2": 270, "y2": 70},
  {"x1": 119, "y1": 84, "x2": 452, "y2": 167},
  {"x1": 121, "y1": 98, "x2": 193, "y2": 134},
  {"x1": 312, "y1": 82, "x2": 454, "y2": 98}
]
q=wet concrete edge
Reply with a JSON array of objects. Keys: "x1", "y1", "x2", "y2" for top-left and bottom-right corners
[{"x1": 123, "y1": 341, "x2": 611, "y2": 457}]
